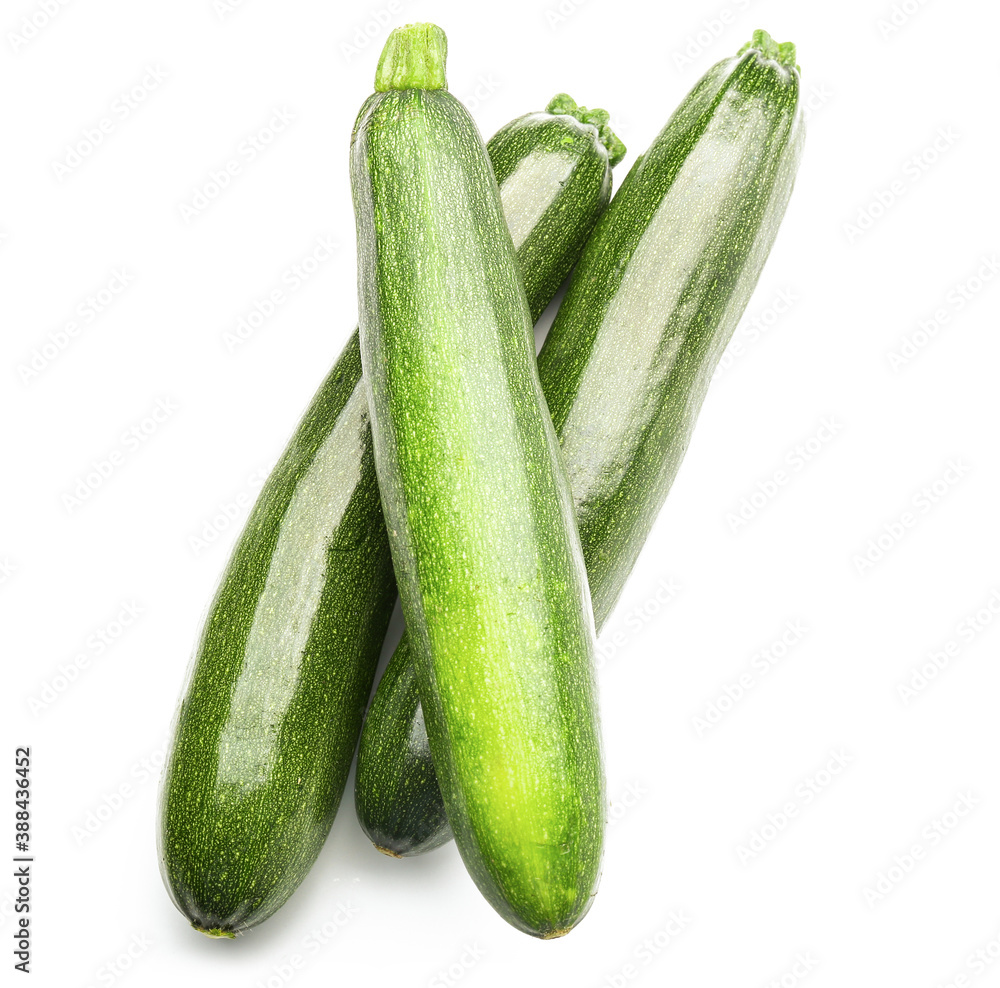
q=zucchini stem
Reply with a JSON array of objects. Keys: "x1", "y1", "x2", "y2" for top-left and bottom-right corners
[
  {"x1": 375, "y1": 23, "x2": 448, "y2": 92},
  {"x1": 739, "y1": 29, "x2": 799, "y2": 73},
  {"x1": 193, "y1": 924, "x2": 237, "y2": 939},
  {"x1": 546, "y1": 93, "x2": 627, "y2": 167}
]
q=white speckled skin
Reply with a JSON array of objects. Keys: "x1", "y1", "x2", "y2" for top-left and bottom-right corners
[{"x1": 543, "y1": 46, "x2": 803, "y2": 617}]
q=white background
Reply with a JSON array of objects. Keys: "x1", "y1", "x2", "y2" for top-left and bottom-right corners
[{"x1": 4, "y1": 0, "x2": 1000, "y2": 985}]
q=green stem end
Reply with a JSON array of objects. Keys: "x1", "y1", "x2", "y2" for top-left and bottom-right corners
[
  {"x1": 193, "y1": 924, "x2": 237, "y2": 939},
  {"x1": 375, "y1": 23, "x2": 448, "y2": 92},
  {"x1": 546, "y1": 93, "x2": 627, "y2": 167},
  {"x1": 738, "y1": 29, "x2": 799, "y2": 74}
]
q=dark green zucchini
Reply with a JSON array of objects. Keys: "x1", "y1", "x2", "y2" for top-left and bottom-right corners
[
  {"x1": 357, "y1": 28, "x2": 805, "y2": 856},
  {"x1": 158, "y1": 340, "x2": 394, "y2": 937},
  {"x1": 352, "y1": 23, "x2": 604, "y2": 938},
  {"x1": 354, "y1": 92, "x2": 622, "y2": 859}
]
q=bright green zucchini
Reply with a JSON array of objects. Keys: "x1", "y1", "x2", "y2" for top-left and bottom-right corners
[
  {"x1": 352, "y1": 24, "x2": 604, "y2": 939},
  {"x1": 158, "y1": 92, "x2": 621, "y2": 937},
  {"x1": 357, "y1": 29, "x2": 805, "y2": 856},
  {"x1": 354, "y1": 92, "x2": 623, "y2": 859}
]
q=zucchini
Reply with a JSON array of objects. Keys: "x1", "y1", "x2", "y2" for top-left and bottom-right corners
[
  {"x1": 352, "y1": 24, "x2": 604, "y2": 939},
  {"x1": 357, "y1": 29, "x2": 804, "y2": 856},
  {"x1": 158, "y1": 340, "x2": 395, "y2": 938},
  {"x1": 354, "y1": 92, "x2": 623, "y2": 858},
  {"x1": 546, "y1": 30, "x2": 803, "y2": 614},
  {"x1": 490, "y1": 94, "x2": 624, "y2": 313},
  {"x1": 158, "y1": 94, "x2": 620, "y2": 937}
]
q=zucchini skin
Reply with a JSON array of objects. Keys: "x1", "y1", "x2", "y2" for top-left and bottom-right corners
[
  {"x1": 352, "y1": 85, "x2": 603, "y2": 938},
  {"x1": 356, "y1": 635, "x2": 449, "y2": 857},
  {"x1": 158, "y1": 339, "x2": 395, "y2": 937},
  {"x1": 159, "y1": 103, "x2": 614, "y2": 935},
  {"x1": 488, "y1": 108, "x2": 611, "y2": 318},
  {"x1": 359, "y1": 39, "x2": 804, "y2": 856},
  {"x1": 544, "y1": 45, "x2": 803, "y2": 613},
  {"x1": 354, "y1": 105, "x2": 616, "y2": 858}
]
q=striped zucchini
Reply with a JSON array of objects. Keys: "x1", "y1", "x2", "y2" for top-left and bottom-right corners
[
  {"x1": 352, "y1": 24, "x2": 604, "y2": 938},
  {"x1": 158, "y1": 95, "x2": 620, "y2": 937},
  {"x1": 354, "y1": 92, "x2": 623, "y2": 859},
  {"x1": 357, "y1": 28, "x2": 805, "y2": 856}
]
